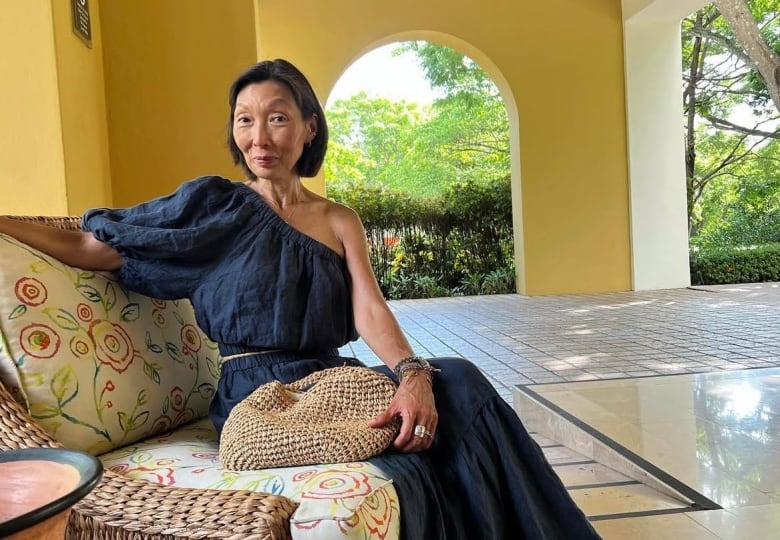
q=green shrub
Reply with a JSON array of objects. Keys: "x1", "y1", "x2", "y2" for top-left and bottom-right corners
[
  {"x1": 328, "y1": 177, "x2": 516, "y2": 299},
  {"x1": 690, "y1": 243, "x2": 780, "y2": 285}
]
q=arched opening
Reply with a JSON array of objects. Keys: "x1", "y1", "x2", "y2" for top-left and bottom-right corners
[{"x1": 323, "y1": 34, "x2": 527, "y2": 296}]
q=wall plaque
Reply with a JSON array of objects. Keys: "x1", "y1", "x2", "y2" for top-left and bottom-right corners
[{"x1": 71, "y1": 0, "x2": 92, "y2": 48}]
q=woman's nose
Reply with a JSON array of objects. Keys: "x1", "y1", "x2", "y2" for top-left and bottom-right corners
[{"x1": 251, "y1": 123, "x2": 269, "y2": 146}]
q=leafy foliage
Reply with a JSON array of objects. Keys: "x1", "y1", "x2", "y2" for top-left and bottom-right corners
[
  {"x1": 329, "y1": 178, "x2": 515, "y2": 299},
  {"x1": 683, "y1": 1, "x2": 780, "y2": 248},
  {"x1": 690, "y1": 243, "x2": 780, "y2": 284},
  {"x1": 325, "y1": 42, "x2": 510, "y2": 199},
  {"x1": 692, "y1": 137, "x2": 780, "y2": 247}
]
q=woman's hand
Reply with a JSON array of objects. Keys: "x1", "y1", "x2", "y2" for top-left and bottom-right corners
[{"x1": 368, "y1": 372, "x2": 438, "y2": 452}]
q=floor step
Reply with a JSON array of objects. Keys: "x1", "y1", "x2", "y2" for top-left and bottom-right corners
[{"x1": 535, "y1": 435, "x2": 691, "y2": 521}]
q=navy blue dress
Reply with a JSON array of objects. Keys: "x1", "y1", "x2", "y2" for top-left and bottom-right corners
[{"x1": 83, "y1": 176, "x2": 601, "y2": 540}]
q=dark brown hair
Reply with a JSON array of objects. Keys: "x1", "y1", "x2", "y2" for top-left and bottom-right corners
[{"x1": 227, "y1": 59, "x2": 328, "y2": 178}]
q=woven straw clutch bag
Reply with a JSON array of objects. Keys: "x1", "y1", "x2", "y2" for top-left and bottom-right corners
[{"x1": 219, "y1": 366, "x2": 400, "y2": 469}]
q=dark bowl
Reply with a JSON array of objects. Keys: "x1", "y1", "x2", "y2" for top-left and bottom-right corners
[{"x1": 0, "y1": 447, "x2": 103, "y2": 537}]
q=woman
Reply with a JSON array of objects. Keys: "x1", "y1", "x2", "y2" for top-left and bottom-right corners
[{"x1": 0, "y1": 59, "x2": 600, "y2": 539}]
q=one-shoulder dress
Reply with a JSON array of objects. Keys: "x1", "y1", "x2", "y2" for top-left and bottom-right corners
[{"x1": 83, "y1": 176, "x2": 601, "y2": 540}]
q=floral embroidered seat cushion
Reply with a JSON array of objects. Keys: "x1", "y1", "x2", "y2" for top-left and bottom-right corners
[
  {"x1": 0, "y1": 233, "x2": 220, "y2": 455},
  {"x1": 99, "y1": 418, "x2": 400, "y2": 540}
]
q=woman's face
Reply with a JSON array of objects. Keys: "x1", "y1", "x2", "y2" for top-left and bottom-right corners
[{"x1": 232, "y1": 81, "x2": 316, "y2": 183}]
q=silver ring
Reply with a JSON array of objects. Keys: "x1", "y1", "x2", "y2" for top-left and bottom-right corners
[{"x1": 414, "y1": 424, "x2": 432, "y2": 438}]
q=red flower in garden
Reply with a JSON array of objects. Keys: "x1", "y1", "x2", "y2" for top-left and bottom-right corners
[{"x1": 14, "y1": 277, "x2": 48, "y2": 306}]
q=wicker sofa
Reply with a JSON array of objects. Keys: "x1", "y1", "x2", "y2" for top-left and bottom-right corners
[{"x1": 0, "y1": 216, "x2": 400, "y2": 540}]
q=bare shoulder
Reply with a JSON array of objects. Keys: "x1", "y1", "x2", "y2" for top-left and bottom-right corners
[
  {"x1": 324, "y1": 200, "x2": 364, "y2": 236},
  {"x1": 300, "y1": 192, "x2": 360, "y2": 227},
  {"x1": 327, "y1": 199, "x2": 360, "y2": 221},
  {"x1": 291, "y1": 192, "x2": 363, "y2": 257}
]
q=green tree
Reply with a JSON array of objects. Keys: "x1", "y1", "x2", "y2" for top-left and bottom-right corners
[
  {"x1": 694, "y1": 137, "x2": 780, "y2": 246},
  {"x1": 395, "y1": 41, "x2": 498, "y2": 97},
  {"x1": 683, "y1": 0, "x2": 779, "y2": 242},
  {"x1": 396, "y1": 42, "x2": 510, "y2": 185},
  {"x1": 324, "y1": 42, "x2": 516, "y2": 299},
  {"x1": 714, "y1": 0, "x2": 780, "y2": 112},
  {"x1": 325, "y1": 42, "x2": 510, "y2": 199},
  {"x1": 325, "y1": 92, "x2": 456, "y2": 197}
]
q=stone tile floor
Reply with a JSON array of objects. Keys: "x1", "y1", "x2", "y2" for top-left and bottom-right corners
[{"x1": 340, "y1": 282, "x2": 780, "y2": 402}]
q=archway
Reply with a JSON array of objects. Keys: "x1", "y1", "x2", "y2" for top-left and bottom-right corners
[{"x1": 325, "y1": 32, "x2": 528, "y2": 293}]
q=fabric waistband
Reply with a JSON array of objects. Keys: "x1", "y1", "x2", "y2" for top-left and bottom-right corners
[
  {"x1": 217, "y1": 344, "x2": 340, "y2": 366},
  {"x1": 221, "y1": 349, "x2": 284, "y2": 362},
  {"x1": 218, "y1": 344, "x2": 286, "y2": 356}
]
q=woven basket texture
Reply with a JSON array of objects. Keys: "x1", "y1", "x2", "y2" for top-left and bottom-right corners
[
  {"x1": 220, "y1": 366, "x2": 400, "y2": 470},
  {"x1": 1, "y1": 216, "x2": 299, "y2": 539},
  {"x1": 8, "y1": 215, "x2": 84, "y2": 231}
]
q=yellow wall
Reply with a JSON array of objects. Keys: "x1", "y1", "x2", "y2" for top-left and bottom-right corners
[
  {"x1": 98, "y1": 0, "x2": 257, "y2": 207},
  {"x1": 52, "y1": 0, "x2": 112, "y2": 214},
  {"x1": 0, "y1": 2, "x2": 67, "y2": 215},
  {"x1": 2, "y1": 0, "x2": 631, "y2": 295},
  {"x1": 255, "y1": 0, "x2": 632, "y2": 294}
]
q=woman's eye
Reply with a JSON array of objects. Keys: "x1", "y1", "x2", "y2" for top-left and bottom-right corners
[
  {"x1": 235, "y1": 115, "x2": 251, "y2": 124},
  {"x1": 270, "y1": 114, "x2": 287, "y2": 123}
]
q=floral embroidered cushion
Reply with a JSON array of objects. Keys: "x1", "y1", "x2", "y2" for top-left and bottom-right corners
[
  {"x1": 0, "y1": 234, "x2": 220, "y2": 455},
  {"x1": 99, "y1": 418, "x2": 400, "y2": 540}
]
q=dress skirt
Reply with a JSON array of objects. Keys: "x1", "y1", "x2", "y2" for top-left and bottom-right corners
[{"x1": 212, "y1": 353, "x2": 601, "y2": 540}]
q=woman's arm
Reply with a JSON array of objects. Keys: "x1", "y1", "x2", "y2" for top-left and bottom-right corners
[
  {"x1": 333, "y1": 205, "x2": 438, "y2": 452},
  {"x1": 0, "y1": 216, "x2": 122, "y2": 271}
]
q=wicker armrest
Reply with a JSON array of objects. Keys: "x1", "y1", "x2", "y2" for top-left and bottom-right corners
[
  {"x1": 0, "y1": 383, "x2": 62, "y2": 450},
  {"x1": 5, "y1": 215, "x2": 83, "y2": 231},
  {"x1": 69, "y1": 471, "x2": 297, "y2": 540},
  {"x1": 0, "y1": 384, "x2": 298, "y2": 540}
]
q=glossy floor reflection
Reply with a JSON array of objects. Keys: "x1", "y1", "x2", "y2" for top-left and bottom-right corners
[{"x1": 518, "y1": 368, "x2": 780, "y2": 539}]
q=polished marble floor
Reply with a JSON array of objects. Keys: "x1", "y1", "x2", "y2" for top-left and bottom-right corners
[{"x1": 518, "y1": 369, "x2": 780, "y2": 538}]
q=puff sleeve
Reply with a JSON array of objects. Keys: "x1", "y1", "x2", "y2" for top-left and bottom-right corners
[{"x1": 82, "y1": 176, "x2": 249, "y2": 299}]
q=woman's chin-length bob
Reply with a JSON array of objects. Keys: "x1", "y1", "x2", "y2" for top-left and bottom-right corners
[{"x1": 227, "y1": 59, "x2": 329, "y2": 179}]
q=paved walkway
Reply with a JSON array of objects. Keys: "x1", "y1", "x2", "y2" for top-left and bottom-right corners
[{"x1": 339, "y1": 283, "x2": 780, "y2": 402}]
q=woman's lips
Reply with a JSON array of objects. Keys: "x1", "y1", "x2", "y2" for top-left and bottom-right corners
[{"x1": 253, "y1": 156, "x2": 275, "y2": 166}]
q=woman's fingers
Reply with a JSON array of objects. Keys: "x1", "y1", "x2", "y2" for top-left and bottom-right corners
[
  {"x1": 394, "y1": 414, "x2": 435, "y2": 452},
  {"x1": 381, "y1": 376, "x2": 438, "y2": 452}
]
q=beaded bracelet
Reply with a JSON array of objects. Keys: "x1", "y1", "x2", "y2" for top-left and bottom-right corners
[
  {"x1": 393, "y1": 355, "x2": 439, "y2": 382},
  {"x1": 393, "y1": 355, "x2": 424, "y2": 378},
  {"x1": 400, "y1": 368, "x2": 433, "y2": 384}
]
